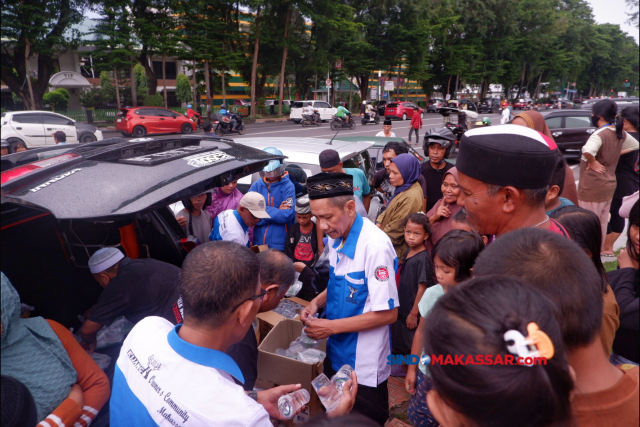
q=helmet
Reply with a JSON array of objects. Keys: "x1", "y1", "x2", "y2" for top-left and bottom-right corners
[
  {"x1": 187, "y1": 104, "x2": 193, "y2": 109},
  {"x1": 423, "y1": 127, "x2": 455, "y2": 159},
  {"x1": 220, "y1": 104, "x2": 228, "y2": 110},
  {"x1": 340, "y1": 102, "x2": 345, "y2": 107},
  {"x1": 482, "y1": 117, "x2": 491, "y2": 125},
  {"x1": 362, "y1": 101, "x2": 367, "y2": 105},
  {"x1": 259, "y1": 147, "x2": 286, "y2": 178}
]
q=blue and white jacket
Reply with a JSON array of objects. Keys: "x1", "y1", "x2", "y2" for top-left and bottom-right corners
[{"x1": 248, "y1": 174, "x2": 296, "y2": 251}]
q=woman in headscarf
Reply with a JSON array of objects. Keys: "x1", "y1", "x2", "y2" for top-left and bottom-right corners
[
  {"x1": 512, "y1": 110, "x2": 579, "y2": 204},
  {"x1": 425, "y1": 167, "x2": 463, "y2": 252},
  {"x1": 1, "y1": 273, "x2": 110, "y2": 427},
  {"x1": 207, "y1": 180, "x2": 254, "y2": 242},
  {"x1": 376, "y1": 153, "x2": 424, "y2": 262}
]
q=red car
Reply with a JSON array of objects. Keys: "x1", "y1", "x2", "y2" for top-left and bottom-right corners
[
  {"x1": 513, "y1": 99, "x2": 527, "y2": 110},
  {"x1": 116, "y1": 107, "x2": 196, "y2": 137},
  {"x1": 384, "y1": 101, "x2": 424, "y2": 120}
]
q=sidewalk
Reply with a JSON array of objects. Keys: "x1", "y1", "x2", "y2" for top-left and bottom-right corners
[{"x1": 385, "y1": 375, "x2": 413, "y2": 426}]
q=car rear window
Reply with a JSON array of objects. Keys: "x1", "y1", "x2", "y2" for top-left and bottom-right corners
[
  {"x1": 117, "y1": 109, "x2": 129, "y2": 118},
  {"x1": 545, "y1": 117, "x2": 563, "y2": 128},
  {"x1": 565, "y1": 116, "x2": 591, "y2": 128},
  {"x1": 292, "y1": 102, "x2": 306, "y2": 109},
  {"x1": 387, "y1": 103, "x2": 399, "y2": 108}
]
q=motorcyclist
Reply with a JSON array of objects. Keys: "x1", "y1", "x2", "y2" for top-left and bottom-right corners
[
  {"x1": 303, "y1": 103, "x2": 320, "y2": 124},
  {"x1": 335, "y1": 102, "x2": 351, "y2": 123},
  {"x1": 219, "y1": 104, "x2": 238, "y2": 131},
  {"x1": 366, "y1": 102, "x2": 376, "y2": 119},
  {"x1": 186, "y1": 104, "x2": 201, "y2": 126}
]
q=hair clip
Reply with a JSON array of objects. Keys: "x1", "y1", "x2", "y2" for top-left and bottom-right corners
[{"x1": 503, "y1": 322, "x2": 554, "y2": 367}]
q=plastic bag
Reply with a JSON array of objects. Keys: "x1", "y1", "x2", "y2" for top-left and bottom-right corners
[
  {"x1": 286, "y1": 272, "x2": 303, "y2": 297},
  {"x1": 96, "y1": 316, "x2": 134, "y2": 349},
  {"x1": 91, "y1": 352, "x2": 112, "y2": 371}
]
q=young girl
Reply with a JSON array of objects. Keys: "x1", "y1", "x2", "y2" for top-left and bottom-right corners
[
  {"x1": 176, "y1": 193, "x2": 212, "y2": 244},
  {"x1": 392, "y1": 213, "x2": 434, "y2": 369},
  {"x1": 406, "y1": 229, "x2": 485, "y2": 426},
  {"x1": 424, "y1": 276, "x2": 574, "y2": 427}
]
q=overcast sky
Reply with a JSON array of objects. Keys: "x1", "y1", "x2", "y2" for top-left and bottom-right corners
[{"x1": 586, "y1": 0, "x2": 639, "y2": 42}]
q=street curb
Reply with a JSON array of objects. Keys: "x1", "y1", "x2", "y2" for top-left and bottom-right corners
[{"x1": 253, "y1": 118, "x2": 290, "y2": 123}]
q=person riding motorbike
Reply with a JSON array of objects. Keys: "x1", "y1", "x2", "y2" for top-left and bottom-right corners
[
  {"x1": 302, "y1": 103, "x2": 320, "y2": 124},
  {"x1": 366, "y1": 102, "x2": 377, "y2": 119},
  {"x1": 219, "y1": 104, "x2": 239, "y2": 131},
  {"x1": 335, "y1": 102, "x2": 351, "y2": 123},
  {"x1": 186, "y1": 104, "x2": 202, "y2": 126}
]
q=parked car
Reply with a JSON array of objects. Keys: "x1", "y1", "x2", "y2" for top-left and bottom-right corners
[
  {"x1": 541, "y1": 110, "x2": 595, "y2": 159},
  {"x1": 477, "y1": 98, "x2": 501, "y2": 114},
  {"x1": 580, "y1": 97, "x2": 639, "y2": 111},
  {"x1": 264, "y1": 100, "x2": 292, "y2": 107},
  {"x1": 375, "y1": 100, "x2": 389, "y2": 117},
  {"x1": 289, "y1": 100, "x2": 337, "y2": 123},
  {"x1": 1, "y1": 111, "x2": 103, "y2": 148},
  {"x1": 233, "y1": 99, "x2": 254, "y2": 106},
  {"x1": 0, "y1": 135, "x2": 282, "y2": 330},
  {"x1": 427, "y1": 98, "x2": 445, "y2": 113},
  {"x1": 233, "y1": 137, "x2": 376, "y2": 191},
  {"x1": 513, "y1": 99, "x2": 527, "y2": 109},
  {"x1": 115, "y1": 107, "x2": 196, "y2": 137},
  {"x1": 551, "y1": 99, "x2": 574, "y2": 109},
  {"x1": 447, "y1": 99, "x2": 477, "y2": 112},
  {"x1": 384, "y1": 102, "x2": 424, "y2": 120}
]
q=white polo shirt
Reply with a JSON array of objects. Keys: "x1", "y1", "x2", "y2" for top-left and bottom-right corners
[
  {"x1": 325, "y1": 214, "x2": 399, "y2": 387},
  {"x1": 209, "y1": 209, "x2": 250, "y2": 246},
  {"x1": 110, "y1": 317, "x2": 271, "y2": 427}
]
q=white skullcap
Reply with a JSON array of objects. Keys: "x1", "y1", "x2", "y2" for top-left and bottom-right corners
[{"x1": 88, "y1": 247, "x2": 125, "y2": 274}]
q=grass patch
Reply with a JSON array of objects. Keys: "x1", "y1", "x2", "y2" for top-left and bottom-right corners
[{"x1": 604, "y1": 260, "x2": 618, "y2": 272}]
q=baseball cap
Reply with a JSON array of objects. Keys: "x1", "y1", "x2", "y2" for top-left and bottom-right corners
[
  {"x1": 319, "y1": 149, "x2": 341, "y2": 169},
  {"x1": 240, "y1": 192, "x2": 271, "y2": 219},
  {"x1": 88, "y1": 247, "x2": 125, "y2": 274}
]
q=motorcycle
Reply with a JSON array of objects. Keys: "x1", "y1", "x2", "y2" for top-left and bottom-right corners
[
  {"x1": 301, "y1": 112, "x2": 321, "y2": 127},
  {"x1": 330, "y1": 115, "x2": 355, "y2": 131},
  {"x1": 187, "y1": 112, "x2": 203, "y2": 129},
  {"x1": 360, "y1": 111, "x2": 380, "y2": 125},
  {"x1": 212, "y1": 113, "x2": 246, "y2": 136}
]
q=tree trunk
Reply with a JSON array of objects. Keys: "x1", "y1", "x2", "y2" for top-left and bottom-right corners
[
  {"x1": 204, "y1": 60, "x2": 211, "y2": 114},
  {"x1": 454, "y1": 74, "x2": 459, "y2": 99},
  {"x1": 162, "y1": 54, "x2": 168, "y2": 108},
  {"x1": 446, "y1": 75, "x2": 452, "y2": 98},
  {"x1": 534, "y1": 71, "x2": 543, "y2": 99},
  {"x1": 138, "y1": 50, "x2": 158, "y2": 95},
  {"x1": 113, "y1": 68, "x2": 121, "y2": 109},
  {"x1": 130, "y1": 62, "x2": 138, "y2": 107},
  {"x1": 519, "y1": 65, "x2": 526, "y2": 98},
  {"x1": 349, "y1": 76, "x2": 353, "y2": 110},
  {"x1": 278, "y1": 5, "x2": 291, "y2": 116},
  {"x1": 24, "y1": 39, "x2": 36, "y2": 110},
  {"x1": 192, "y1": 60, "x2": 198, "y2": 107},
  {"x1": 221, "y1": 67, "x2": 227, "y2": 105},
  {"x1": 250, "y1": 6, "x2": 262, "y2": 121},
  {"x1": 314, "y1": 74, "x2": 317, "y2": 100}
]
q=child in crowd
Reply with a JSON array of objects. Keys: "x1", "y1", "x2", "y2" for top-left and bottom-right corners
[
  {"x1": 392, "y1": 213, "x2": 434, "y2": 375},
  {"x1": 285, "y1": 196, "x2": 319, "y2": 301},
  {"x1": 545, "y1": 153, "x2": 574, "y2": 215},
  {"x1": 176, "y1": 193, "x2": 213, "y2": 245},
  {"x1": 551, "y1": 206, "x2": 620, "y2": 356},
  {"x1": 450, "y1": 209, "x2": 490, "y2": 245},
  {"x1": 406, "y1": 230, "x2": 485, "y2": 427},
  {"x1": 424, "y1": 276, "x2": 574, "y2": 427}
]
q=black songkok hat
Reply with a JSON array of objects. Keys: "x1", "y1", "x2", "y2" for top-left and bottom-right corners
[
  {"x1": 456, "y1": 124, "x2": 559, "y2": 189},
  {"x1": 307, "y1": 172, "x2": 354, "y2": 200}
]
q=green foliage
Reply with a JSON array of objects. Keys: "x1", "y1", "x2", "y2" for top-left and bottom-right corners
[
  {"x1": 99, "y1": 71, "x2": 116, "y2": 101},
  {"x1": 134, "y1": 64, "x2": 149, "y2": 97},
  {"x1": 144, "y1": 93, "x2": 164, "y2": 106},
  {"x1": 43, "y1": 88, "x2": 70, "y2": 111},
  {"x1": 176, "y1": 74, "x2": 192, "y2": 104},
  {"x1": 79, "y1": 87, "x2": 105, "y2": 109}
]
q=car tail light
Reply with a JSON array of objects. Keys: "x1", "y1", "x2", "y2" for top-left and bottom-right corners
[
  {"x1": 1, "y1": 153, "x2": 79, "y2": 185},
  {"x1": 126, "y1": 114, "x2": 132, "y2": 121}
]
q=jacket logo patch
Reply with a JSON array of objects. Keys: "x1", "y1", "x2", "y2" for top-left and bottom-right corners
[
  {"x1": 375, "y1": 266, "x2": 389, "y2": 281},
  {"x1": 127, "y1": 350, "x2": 161, "y2": 379},
  {"x1": 346, "y1": 285, "x2": 358, "y2": 304}
]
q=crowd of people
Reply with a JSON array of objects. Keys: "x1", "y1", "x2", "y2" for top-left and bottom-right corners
[{"x1": 1, "y1": 100, "x2": 638, "y2": 427}]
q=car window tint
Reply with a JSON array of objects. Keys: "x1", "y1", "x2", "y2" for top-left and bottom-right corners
[
  {"x1": 545, "y1": 117, "x2": 563, "y2": 129},
  {"x1": 136, "y1": 108, "x2": 156, "y2": 116},
  {"x1": 388, "y1": 103, "x2": 399, "y2": 108},
  {"x1": 12, "y1": 114, "x2": 41, "y2": 124},
  {"x1": 316, "y1": 102, "x2": 330, "y2": 108},
  {"x1": 565, "y1": 116, "x2": 591, "y2": 128},
  {"x1": 292, "y1": 102, "x2": 305, "y2": 108},
  {"x1": 42, "y1": 114, "x2": 72, "y2": 125},
  {"x1": 156, "y1": 109, "x2": 174, "y2": 117}
]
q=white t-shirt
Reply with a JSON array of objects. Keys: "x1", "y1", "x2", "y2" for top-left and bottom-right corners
[
  {"x1": 111, "y1": 317, "x2": 271, "y2": 426},
  {"x1": 375, "y1": 131, "x2": 396, "y2": 137}
]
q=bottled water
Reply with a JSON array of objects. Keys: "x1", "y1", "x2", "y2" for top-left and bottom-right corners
[
  {"x1": 298, "y1": 348, "x2": 326, "y2": 364},
  {"x1": 278, "y1": 389, "x2": 310, "y2": 420},
  {"x1": 299, "y1": 327, "x2": 321, "y2": 348},
  {"x1": 331, "y1": 364, "x2": 354, "y2": 392},
  {"x1": 311, "y1": 373, "x2": 342, "y2": 412}
]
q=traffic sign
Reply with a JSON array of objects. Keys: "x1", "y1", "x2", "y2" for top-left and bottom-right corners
[
  {"x1": 335, "y1": 60, "x2": 342, "y2": 69},
  {"x1": 571, "y1": 82, "x2": 576, "y2": 87},
  {"x1": 325, "y1": 78, "x2": 332, "y2": 87}
]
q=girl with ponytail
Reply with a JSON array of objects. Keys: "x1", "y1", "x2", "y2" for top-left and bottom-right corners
[
  {"x1": 423, "y1": 275, "x2": 574, "y2": 427},
  {"x1": 578, "y1": 99, "x2": 639, "y2": 251}
]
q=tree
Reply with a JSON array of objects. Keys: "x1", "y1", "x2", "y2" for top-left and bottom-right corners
[
  {"x1": 134, "y1": 64, "x2": 149, "y2": 98},
  {"x1": 176, "y1": 73, "x2": 192, "y2": 105},
  {"x1": 1, "y1": 0, "x2": 86, "y2": 109},
  {"x1": 43, "y1": 88, "x2": 70, "y2": 111},
  {"x1": 79, "y1": 86, "x2": 105, "y2": 109},
  {"x1": 626, "y1": 0, "x2": 639, "y2": 28}
]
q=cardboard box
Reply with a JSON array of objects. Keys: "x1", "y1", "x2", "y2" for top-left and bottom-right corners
[
  {"x1": 250, "y1": 244, "x2": 269, "y2": 254},
  {"x1": 258, "y1": 319, "x2": 327, "y2": 424},
  {"x1": 256, "y1": 297, "x2": 309, "y2": 342}
]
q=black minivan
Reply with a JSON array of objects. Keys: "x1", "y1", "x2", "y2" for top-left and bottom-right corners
[{"x1": 478, "y1": 98, "x2": 501, "y2": 113}]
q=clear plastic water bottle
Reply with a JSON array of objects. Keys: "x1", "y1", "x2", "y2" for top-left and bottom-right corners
[
  {"x1": 311, "y1": 373, "x2": 342, "y2": 412},
  {"x1": 278, "y1": 389, "x2": 310, "y2": 420},
  {"x1": 331, "y1": 364, "x2": 354, "y2": 392}
]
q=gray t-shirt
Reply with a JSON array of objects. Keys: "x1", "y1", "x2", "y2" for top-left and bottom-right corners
[{"x1": 177, "y1": 209, "x2": 212, "y2": 244}]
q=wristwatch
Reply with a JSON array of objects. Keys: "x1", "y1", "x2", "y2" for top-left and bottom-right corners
[{"x1": 248, "y1": 390, "x2": 258, "y2": 401}]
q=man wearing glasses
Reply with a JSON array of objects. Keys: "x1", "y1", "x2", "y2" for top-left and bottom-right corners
[{"x1": 227, "y1": 250, "x2": 296, "y2": 391}]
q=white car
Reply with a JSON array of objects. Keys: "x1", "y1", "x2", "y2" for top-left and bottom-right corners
[
  {"x1": 289, "y1": 100, "x2": 337, "y2": 123},
  {"x1": 1, "y1": 111, "x2": 104, "y2": 148}
]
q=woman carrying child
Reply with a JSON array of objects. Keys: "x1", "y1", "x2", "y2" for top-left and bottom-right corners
[{"x1": 406, "y1": 230, "x2": 485, "y2": 427}]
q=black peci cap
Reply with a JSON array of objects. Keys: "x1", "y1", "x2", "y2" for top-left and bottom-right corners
[
  {"x1": 307, "y1": 172, "x2": 354, "y2": 200},
  {"x1": 319, "y1": 149, "x2": 342, "y2": 169}
]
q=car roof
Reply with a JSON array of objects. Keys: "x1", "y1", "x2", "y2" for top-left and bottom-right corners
[
  {"x1": 335, "y1": 136, "x2": 406, "y2": 148},
  {"x1": 234, "y1": 137, "x2": 374, "y2": 165},
  {"x1": 3, "y1": 111, "x2": 74, "y2": 121},
  {"x1": 1, "y1": 135, "x2": 283, "y2": 222},
  {"x1": 540, "y1": 110, "x2": 591, "y2": 117}
]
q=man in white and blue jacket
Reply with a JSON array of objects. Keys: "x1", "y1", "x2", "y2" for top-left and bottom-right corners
[{"x1": 248, "y1": 147, "x2": 296, "y2": 251}]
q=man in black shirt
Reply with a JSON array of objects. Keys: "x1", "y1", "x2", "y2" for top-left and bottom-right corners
[
  {"x1": 372, "y1": 141, "x2": 428, "y2": 211},
  {"x1": 420, "y1": 138, "x2": 454, "y2": 212},
  {"x1": 226, "y1": 250, "x2": 296, "y2": 390},
  {"x1": 79, "y1": 248, "x2": 182, "y2": 353}
]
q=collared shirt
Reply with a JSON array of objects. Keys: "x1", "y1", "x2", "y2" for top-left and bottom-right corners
[
  {"x1": 110, "y1": 317, "x2": 271, "y2": 427},
  {"x1": 209, "y1": 209, "x2": 250, "y2": 246},
  {"x1": 325, "y1": 214, "x2": 399, "y2": 387}
]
